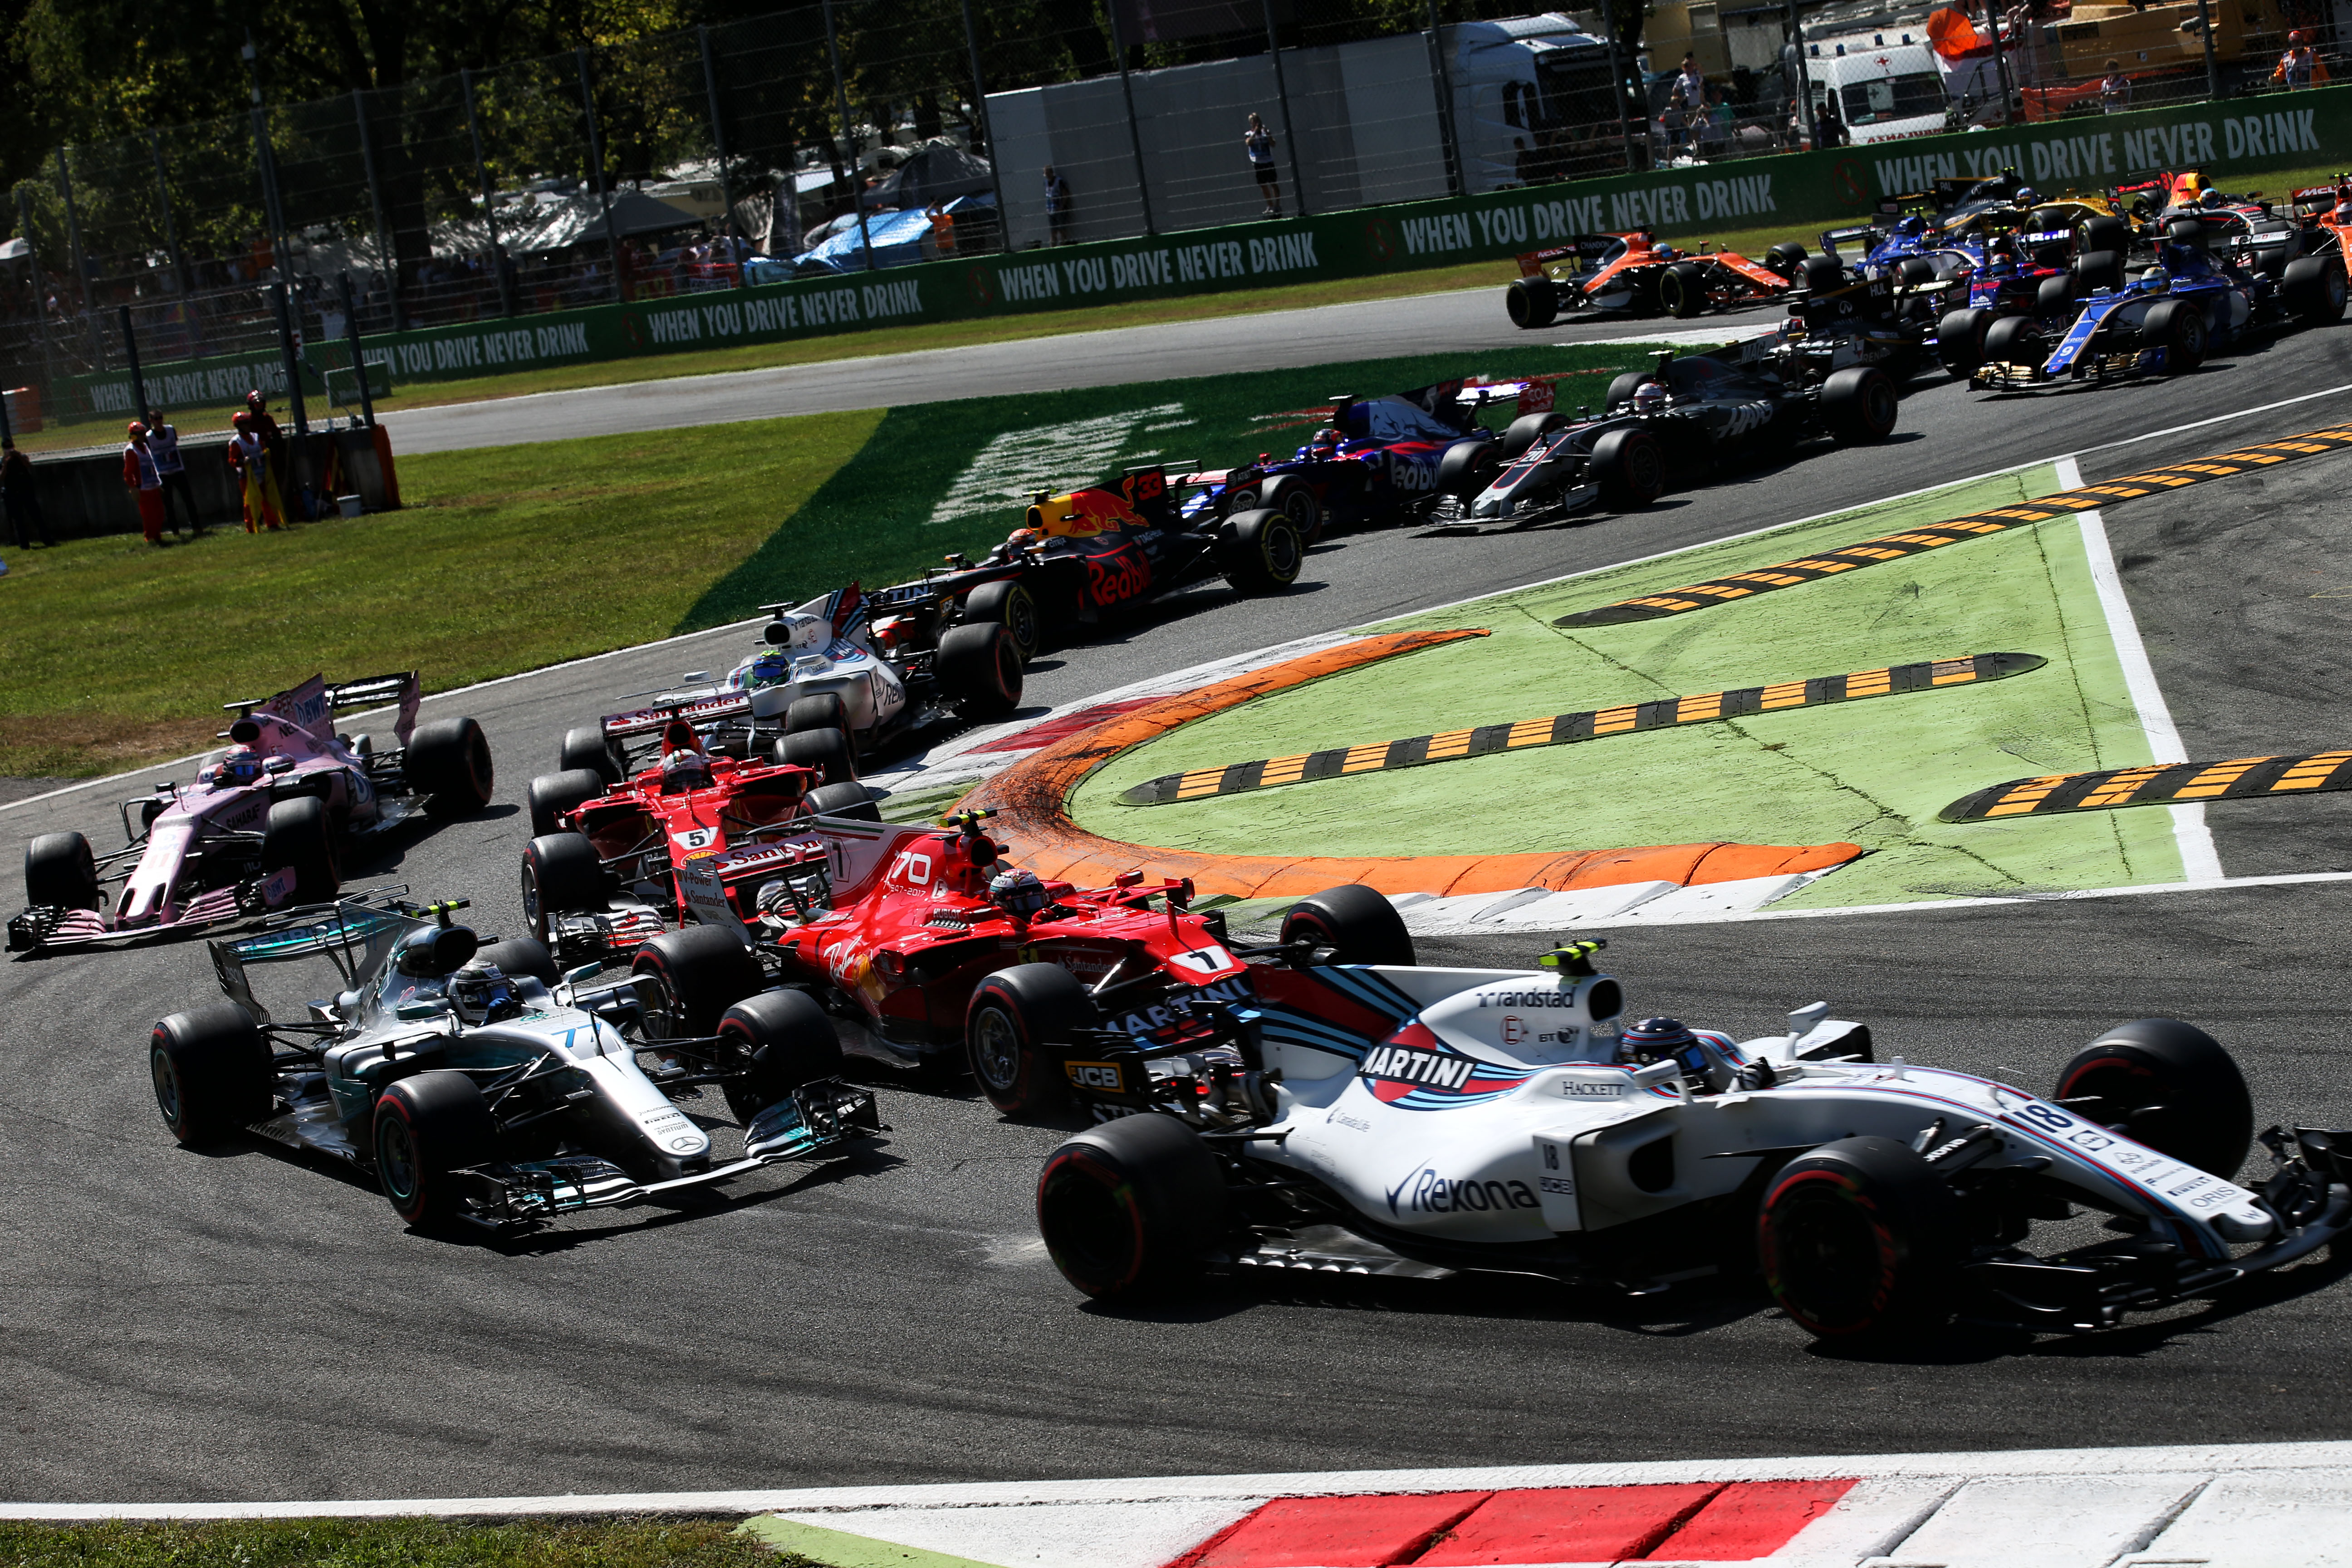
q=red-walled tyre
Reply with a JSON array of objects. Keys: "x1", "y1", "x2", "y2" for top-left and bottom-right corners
[
  {"x1": 1037, "y1": 1113, "x2": 1226, "y2": 1299},
  {"x1": 1759, "y1": 1135, "x2": 1962, "y2": 1340}
]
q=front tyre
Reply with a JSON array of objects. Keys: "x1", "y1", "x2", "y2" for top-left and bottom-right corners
[
  {"x1": 25, "y1": 831, "x2": 100, "y2": 910},
  {"x1": 721, "y1": 989, "x2": 846, "y2": 1122},
  {"x1": 2144, "y1": 298, "x2": 2206, "y2": 374},
  {"x1": 404, "y1": 715, "x2": 495, "y2": 816},
  {"x1": 1591, "y1": 426, "x2": 1665, "y2": 509},
  {"x1": 2281, "y1": 255, "x2": 2348, "y2": 325},
  {"x1": 373, "y1": 1071, "x2": 497, "y2": 1228},
  {"x1": 1936, "y1": 308, "x2": 1995, "y2": 377},
  {"x1": 1037, "y1": 1113, "x2": 1227, "y2": 1299},
  {"x1": 2055, "y1": 1018, "x2": 2251, "y2": 1179},
  {"x1": 966, "y1": 962, "x2": 1095, "y2": 1116},
  {"x1": 1219, "y1": 509, "x2": 1302, "y2": 595},
  {"x1": 1820, "y1": 366, "x2": 1898, "y2": 446},
  {"x1": 1435, "y1": 439, "x2": 1501, "y2": 501},
  {"x1": 151, "y1": 1001, "x2": 271, "y2": 1144},
  {"x1": 1759, "y1": 1135, "x2": 1963, "y2": 1341},
  {"x1": 1281, "y1": 884, "x2": 1414, "y2": 966}
]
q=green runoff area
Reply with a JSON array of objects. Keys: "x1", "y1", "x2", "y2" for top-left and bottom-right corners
[
  {"x1": 0, "y1": 1515, "x2": 826, "y2": 1568},
  {"x1": 0, "y1": 343, "x2": 1648, "y2": 779},
  {"x1": 1072, "y1": 467, "x2": 2189, "y2": 910}
]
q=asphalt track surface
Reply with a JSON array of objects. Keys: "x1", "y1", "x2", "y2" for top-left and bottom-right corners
[{"x1": 10, "y1": 327, "x2": 2352, "y2": 1505}]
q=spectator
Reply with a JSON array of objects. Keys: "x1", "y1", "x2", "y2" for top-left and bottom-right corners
[
  {"x1": 1663, "y1": 87, "x2": 1688, "y2": 156},
  {"x1": 2099, "y1": 59, "x2": 2132, "y2": 112},
  {"x1": 122, "y1": 421, "x2": 166, "y2": 546},
  {"x1": 1785, "y1": 98, "x2": 1809, "y2": 151},
  {"x1": 146, "y1": 408, "x2": 202, "y2": 538},
  {"x1": 1, "y1": 438, "x2": 53, "y2": 549},
  {"x1": 1245, "y1": 113, "x2": 1281, "y2": 216},
  {"x1": 1675, "y1": 53, "x2": 1707, "y2": 111},
  {"x1": 1813, "y1": 93, "x2": 1848, "y2": 149},
  {"x1": 227, "y1": 410, "x2": 284, "y2": 533},
  {"x1": 1044, "y1": 165, "x2": 1073, "y2": 245}
]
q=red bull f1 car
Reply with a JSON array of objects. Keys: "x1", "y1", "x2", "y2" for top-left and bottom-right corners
[
  {"x1": 1034, "y1": 936, "x2": 2352, "y2": 1343},
  {"x1": 1506, "y1": 230, "x2": 1802, "y2": 326},
  {"x1": 11, "y1": 673, "x2": 493, "y2": 953}
]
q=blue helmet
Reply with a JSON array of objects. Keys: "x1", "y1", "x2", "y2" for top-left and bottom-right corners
[
  {"x1": 1897, "y1": 215, "x2": 1927, "y2": 237},
  {"x1": 739, "y1": 649, "x2": 794, "y2": 690},
  {"x1": 216, "y1": 747, "x2": 264, "y2": 786},
  {"x1": 1618, "y1": 1015, "x2": 1703, "y2": 1069}
]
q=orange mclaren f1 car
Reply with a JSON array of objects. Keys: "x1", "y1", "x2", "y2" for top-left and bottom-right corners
[{"x1": 1506, "y1": 230, "x2": 1804, "y2": 326}]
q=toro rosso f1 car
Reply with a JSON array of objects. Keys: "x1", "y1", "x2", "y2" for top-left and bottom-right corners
[
  {"x1": 1506, "y1": 231, "x2": 1802, "y2": 326},
  {"x1": 150, "y1": 892, "x2": 880, "y2": 1232},
  {"x1": 12, "y1": 673, "x2": 493, "y2": 953},
  {"x1": 1035, "y1": 936, "x2": 2352, "y2": 1343},
  {"x1": 626, "y1": 810, "x2": 1410, "y2": 1109}
]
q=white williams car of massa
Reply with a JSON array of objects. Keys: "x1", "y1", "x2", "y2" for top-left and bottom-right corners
[
  {"x1": 1035, "y1": 940, "x2": 2351, "y2": 1340},
  {"x1": 150, "y1": 891, "x2": 879, "y2": 1233}
]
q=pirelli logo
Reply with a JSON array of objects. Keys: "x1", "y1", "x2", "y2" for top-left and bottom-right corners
[
  {"x1": 1118, "y1": 652, "x2": 2044, "y2": 807},
  {"x1": 1942, "y1": 749, "x2": 2352, "y2": 822},
  {"x1": 1554, "y1": 426, "x2": 2352, "y2": 629}
]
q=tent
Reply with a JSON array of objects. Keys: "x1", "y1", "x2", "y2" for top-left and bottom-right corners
[
  {"x1": 508, "y1": 190, "x2": 707, "y2": 252},
  {"x1": 869, "y1": 142, "x2": 998, "y2": 207}
]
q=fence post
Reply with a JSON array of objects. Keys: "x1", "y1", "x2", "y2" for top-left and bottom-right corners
[
  {"x1": 1424, "y1": 2, "x2": 1463, "y2": 196},
  {"x1": 577, "y1": 48, "x2": 625, "y2": 304},
  {"x1": 1985, "y1": 0, "x2": 2014, "y2": 124},
  {"x1": 118, "y1": 306, "x2": 149, "y2": 429},
  {"x1": 351, "y1": 92, "x2": 399, "y2": 328},
  {"x1": 823, "y1": 0, "x2": 880, "y2": 272},
  {"x1": 338, "y1": 271, "x2": 375, "y2": 428},
  {"x1": 1601, "y1": 0, "x2": 1638, "y2": 171},
  {"x1": 147, "y1": 132, "x2": 193, "y2": 304},
  {"x1": 1104, "y1": 1, "x2": 1157, "y2": 235},
  {"x1": 960, "y1": 0, "x2": 1012, "y2": 255},
  {"x1": 1261, "y1": 0, "x2": 1309, "y2": 216},
  {"x1": 270, "y1": 280, "x2": 308, "y2": 440},
  {"x1": 14, "y1": 187, "x2": 57, "y2": 399},
  {"x1": 461, "y1": 69, "x2": 517, "y2": 317},
  {"x1": 2196, "y1": 0, "x2": 2220, "y2": 100},
  {"x1": 698, "y1": 23, "x2": 740, "y2": 284},
  {"x1": 243, "y1": 35, "x2": 294, "y2": 274},
  {"x1": 55, "y1": 149, "x2": 102, "y2": 365}
]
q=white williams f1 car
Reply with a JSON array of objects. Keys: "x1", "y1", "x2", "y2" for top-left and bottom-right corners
[
  {"x1": 150, "y1": 891, "x2": 879, "y2": 1232},
  {"x1": 1036, "y1": 935, "x2": 2349, "y2": 1339}
]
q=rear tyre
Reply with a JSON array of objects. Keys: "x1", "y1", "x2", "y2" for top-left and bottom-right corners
[
  {"x1": 1766, "y1": 240, "x2": 1808, "y2": 277},
  {"x1": 1038, "y1": 1114, "x2": 1227, "y2": 1299},
  {"x1": 934, "y1": 622, "x2": 1024, "y2": 720},
  {"x1": 2035, "y1": 272, "x2": 2078, "y2": 316},
  {"x1": 1659, "y1": 261, "x2": 1706, "y2": 318},
  {"x1": 1982, "y1": 314, "x2": 2044, "y2": 370},
  {"x1": 2027, "y1": 205, "x2": 2071, "y2": 234},
  {"x1": 261, "y1": 796, "x2": 340, "y2": 905},
  {"x1": 1800, "y1": 255, "x2": 1846, "y2": 296},
  {"x1": 1896, "y1": 255, "x2": 1936, "y2": 287},
  {"x1": 1505, "y1": 275, "x2": 1558, "y2": 328},
  {"x1": 804, "y1": 780, "x2": 881, "y2": 822},
  {"x1": 632, "y1": 923, "x2": 762, "y2": 1039},
  {"x1": 1435, "y1": 439, "x2": 1501, "y2": 500},
  {"x1": 2055, "y1": 1018, "x2": 2252, "y2": 1179},
  {"x1": 1591, "y1": 426, "x2": 1666, "y2": 508},
  {"x1": 1820, "y1": 366, "x2": 1898, "y2": 446},
  {"x1": 1280, "y1": 883, "x2": 1414, "y2": 966},
  {"x1": 25, "y1": 831, "x2": 99, "y2": 910},
  {"x1": 1501, "y1": 411, "x2": 1569, "y2": 462},
  {"x1": 372, "y1": 1071, "x2": 497, "y2": 1228},
  {"x1": 474, "y1": 935, "x2": 559, "y2": 989},
  {"x1": 1219, "y1": 509, "x2": 1302, "y2": 595},
  {"x1": 2145, "y1": 298, "x2": 2205, "y2": 374},
  {"x1": 2165, "y1": 216, "x2": 2208, "y2": 250},
  {"x1": 1604, "y1": 372, "x2": 1649, "y2": 410},
  {"x1": 1251, "y1": 475, "x2": 1325, "y2": 548},
  {"x1": 963, "y1": 578, "x2": 1043, "y2": 663},
  {"x1": 779, "y1": 726, "x2": 858, "y2": 786},
  {"x1": 2073, "y1": 248, "x2": 2124, "y2": 294},
  {"x1": 404, "y1": 715, "x2": 494, "y2": 816},
  {"x1": 527, "y1": 767, "x2": 607, "y2": 838},
  {"x1": 559, "y1": 725, "x2": 624, "y2": 784},
  {"x1": 721, "y1": 989, "x2": 846, "y2": 1122},
  {"x1": 1759, "y1": 1135, "x2": 1963, "y2": 1341},
  {"x1": 1936, "y1": 307, "x2": 1995, "y2": 376},
  {"x1": 785, "y1": 692, "x2": 851, "y2": 738},
  {"x1": 2281, "y1": 255, "x2": 2348, "y2": 324},
  {"x1": 2082, "y1": 215, "x2": 2129, "y2": 255},
  {"x1": 151, "y1": 1001, "x2": 271, "y2": 1145},
  {"x1": 967, "y1": 963, "x2": 1098, "y2": 1116},
  {"x1": 521, "y1": 831, "x2": 605, "y2": 941}
]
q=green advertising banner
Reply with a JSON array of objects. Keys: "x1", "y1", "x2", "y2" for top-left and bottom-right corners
[{"x1": 60, "y1": 83, "x2": 2352, "y2": 421}]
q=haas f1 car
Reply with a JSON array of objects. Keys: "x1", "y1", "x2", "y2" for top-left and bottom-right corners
[
  {"x1": 150, "y1": 892, "x2": 880, "y2": 1233},
  {"x1": 12, "y1": 673, "x2": 493, "y2": 952},
  {"x1": 1507, "y1": 231, "x2": 1802, "y2": 326},
  {"x1": 1035, "y1": 937, "x2": 2352, "y2": 1343}
]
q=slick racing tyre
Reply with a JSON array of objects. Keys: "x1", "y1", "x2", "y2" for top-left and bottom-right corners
[
  {"x1": 2282, "y1": 255, "x2": 2348, "y2": 324},
  {"x1": 1897, "y1": 256, "x2": 1936, "y2": 288},
  {"x1": 474, "y1": 935, "x2": 559, "y2": 989},
  {"x1": 967, "y1": 962, "x2": 1096, "y2": 1117},
  {"x1": 632, "y1": 923, "x2": 763, "y2": 1039},
  {"x1": 1981, "y1": 314, "x2": 2043, "y2": 372},
  {"x1": 2035, "y1": 272, "x2": 2078, "y2": 316},
  {"x1": 261, "y1": 796, "x2": 340, "y2": 906},
  {"x1": 721, "y1": 989, "x2": 846, "y2": 1122},
  {"x1": 1936, "y1": 307, "x2": 1995, "y2": 376},
  {"x1": 1765, "y1": 240, "x2": 1808, "y2": 279},
  {"x1": 1435, "y1": 440, "x2": 1501, "y2": 501},
  {"x1": 1219, "y1": 509, "x2": 1302, "y2": 595},
  {"x1": 963, "y1": 578, "x2": 1044, "y2": 663},
  {"x1": 2166, "y1": 217, "x2": 2208, "y2": 250},
  {"x1": 151, "y1": 1001, "x2": 271, "y2": 1145},
  {"x1": 1604, "y1": 372, "x2": 1650, "y2": 411},
  {"x1": 934, "y1": 622, "x2": 1024, "y2": 721},
  {"x1": 527, "y1": 767, "x2": 606, "y2": 838},
  {"x1": 805, "y1": 780, "x2": 882, "y2": 821},
  {"x1": 785, "y1": 692, "x2": 852, "y2": 740},
  {"x1": 2081, "y1": 214, "x2": 2130, "y2": 256},
  {"x1": 404, "y1": 715, "x2": 495, "y2": 816},
  {"x1": 2144, "y1": 298, "x2": 2206, "y2": 374},
  {"x1": 1282, "y1": 884, "x2": 1414, "y2": 966},
  {"x1": 522, "y1": 831, "x2": 606, "y2": 940},
  {"x1": 1799, "y1": 255, "x2": 1845, "y2": 297},
  {"x1": 2055, "y1": 1018, "x2": 2253, "y2": 1179},
  {"x1": 373, "y1": 1071, "x2": 498, "y2": 1228},
  {"x1": 2073, "y1": 248, "x2": 2124, "y2": 294},
  {"x1": 1502, "y1": 412, "x2": 1569, "y2": 462},
  {"x1": 1037, "y1": 1113, "x2": 1227, "y2": 1299},
  {"x1": 1506, "y1": 275, "x2": 1558, "y2": 328},
  {"x1": 1591, "y1": 426, "x2": 1665, "y2": 509},
  {"x1": 1226, "y1": 475, "x2": 1323, "y2": 548},
  {"x1": 24, "y1": 831, "x2": 99, "y2": 910},
  {"x1": 1759, "y1": 1135, "x2": 1964, "y2": 1341},
  {"x1": 778, "y1": 725, "x2": 858, "y2": 786},
  {"x1": 559, "y1": 725, "x2": 625, "y2": 784},
  {"x1": 1659, "y1": 261, "x2": 1708, "y2": 318},
  {"x1": 1820, "y1": 367, "x2": 1897, "y2": 446}
]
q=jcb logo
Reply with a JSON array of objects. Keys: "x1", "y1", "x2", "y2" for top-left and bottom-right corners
[{"x1": 1064, "y1": 1062, "x2": 1124, "y2": 1091}]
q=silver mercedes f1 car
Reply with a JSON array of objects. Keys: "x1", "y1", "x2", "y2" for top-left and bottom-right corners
[
  {"x1": 149, "y1": 890, "x2": 880, "y2": 1233},
  {"x1": 1036, "y1": 928, "x2": 2348, "y2": 1340}
]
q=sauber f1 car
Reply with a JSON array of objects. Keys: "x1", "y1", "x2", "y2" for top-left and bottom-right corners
[
  {"x1": 626, "y1": 810, "x2": 1411, "y2": 1108},
  {"x1": 561, "y1": 583, "x2": 1021, "y2": 785},
  {"x1": 12, "y1": 673, "x2": 493, "y2": 953},
  {"x1": 1506, "y1": 231, "x2": 1802, "y2": 326},
  {"x1": 150, "y1": 892, "x2": 880, "y2": 1232},
  {"x1": 1034, "y1": 936, "x2": 2352, "y2": 1343}
]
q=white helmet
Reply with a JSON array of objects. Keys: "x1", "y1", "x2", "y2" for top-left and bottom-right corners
[{"x1": 1632, "y1": 382, "x2": 1669, "y2": 415}]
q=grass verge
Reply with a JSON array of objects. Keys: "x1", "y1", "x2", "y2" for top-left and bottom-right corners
[{"x1": 0, "y1": 1516, "x2": 817, "y2": 1568}]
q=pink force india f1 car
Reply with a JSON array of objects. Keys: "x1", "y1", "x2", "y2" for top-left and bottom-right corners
[{"x1": 10, "y1": 673, "x2": 494, "y2": 952}]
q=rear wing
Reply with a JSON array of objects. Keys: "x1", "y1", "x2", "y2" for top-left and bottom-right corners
[
  {"x1": 1818, "y1": 224, "x2": 1885, "y2": 257},
  {"x1": 220, "y1": 671, "x2": 422, "y2": 748},
  {"x1": 601, "y1": 688, "x2": 753, "y2": 742},
  {"x1": 210, "y1": 887, "x2": 417, "y2": 1019},
  {"x1": 1515, "y1": 234, "x2": 1621, "y2": 276},
  {"x1": 2291, "y1": 181, "x2": 2348, "y2": 213}
]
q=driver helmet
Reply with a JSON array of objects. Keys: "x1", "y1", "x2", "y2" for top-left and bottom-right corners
[
  {"x1": 1617, "y1": 1015, "x2": 1704, "y2": 1072},
  {"x1": 214, "y1": 746, "x2": 265, "y2": 786},
  {"x1": 988, "y1": 867, "x2": 1048, "y2": 920},
  {"x1": 1631, "y1": 382, "x2": 1668, "y2": 415},
  {"x1": 1312, "y1": 425, "x2": 1342, "y2": 451},
  {"x1": 449, "y1": 960, "x2": 521, "y2": 1025},
  {"x1": 1653, "y1": 245, "x2": 1679, "y2": 262},
  {"x1": 1897, "y1": 215, "x2": 1927, "y2": 237},
  {"x1": 2014, "y1": 186, "x2": 2040, "y2": 207},
  {"x1": 660, "y1": 745, "x2": 713, "y2": 793},
  {"x1": 738, "y1": 648, "x2": 794, "y2": 690},
  {"x1": 1005, "y1": 527, "x2": 1041, "y2": 553},
  {"x1": 2201, "y1": 189, "x2": 2228, "y2": 209},
  {"x1": 2142, "y1": 266, "x2": 2168, "y2": 285}
]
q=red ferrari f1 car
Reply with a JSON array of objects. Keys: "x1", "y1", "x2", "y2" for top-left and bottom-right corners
[{"x1": 622, "y1": 809, "x2": 1412, "y2": 1112}]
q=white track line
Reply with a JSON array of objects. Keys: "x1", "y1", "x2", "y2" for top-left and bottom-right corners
[{"x1": 2055, "y1": 454, "x2": 2225, "y2": 884}]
